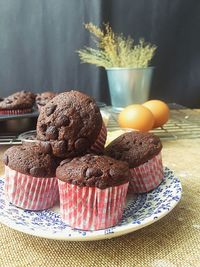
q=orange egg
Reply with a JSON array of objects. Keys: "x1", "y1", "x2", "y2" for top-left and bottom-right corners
[
  {"x1": 118, "y1": 104, "x2": 155, "y2": 132},
  {"x1": 143, "y1": 100, "x2": 170, "y2": 128}
]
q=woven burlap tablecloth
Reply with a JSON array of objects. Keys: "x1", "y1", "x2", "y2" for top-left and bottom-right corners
[{"x1": 0, "y1": 139, "x2": 200, "y2": 267}]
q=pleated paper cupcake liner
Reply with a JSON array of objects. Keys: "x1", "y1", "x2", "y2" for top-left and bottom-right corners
[
  {"x1": 89, "y1": 122, "x2": 107, "y2": 154},
  {"x1": 58, "y1": 181, "x2": 129, "y2": 230},
  {"x1": 129, "y1": 152, "x2": 164, "y2": 193},
  {"x1": 0, "y1": 108, "x2": 32, "y2": 115},
  {"x1": 4, "y1": 166, "x2": 59, "y2": 210}
]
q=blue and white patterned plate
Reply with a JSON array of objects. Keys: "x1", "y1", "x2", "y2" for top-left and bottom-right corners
[{"x1": 0, "y1": 167, "x2": 182, "y2": 241}]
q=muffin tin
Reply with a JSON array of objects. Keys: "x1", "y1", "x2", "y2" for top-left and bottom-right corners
[{"x1": 0, "y1": 110, "x2": 38, "y2": 143}]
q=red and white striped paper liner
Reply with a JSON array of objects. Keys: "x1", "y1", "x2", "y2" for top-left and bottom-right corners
[
  {"x1": 0, "y1": 108, "x2": 32, "y2": 115},
  {"x1": 4, "y1": 166, "x2": 59, "y2": 210},
  {"x1": 90, "y1": 122, "x2": 107, "y2": 154},
  {"x1": 129, "y1": 152, "x2": 164, "y2": 193},
  {"x1": 58, "y1": 181, "x2": 129, "y2": 230}
]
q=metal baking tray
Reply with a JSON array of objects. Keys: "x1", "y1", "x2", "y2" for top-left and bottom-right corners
[
  {"x1": 0, "y1": 110, "x2": 39, "y2": 121},
  {"x1": 0, "y1": 110, "x2": 38, "y2": 144}
]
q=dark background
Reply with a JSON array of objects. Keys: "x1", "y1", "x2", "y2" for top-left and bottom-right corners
[{"x1": 0, "y1": 0, "x2": 200, "y2": 107}]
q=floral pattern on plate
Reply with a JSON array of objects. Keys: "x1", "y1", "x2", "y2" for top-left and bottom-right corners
[{"x1": 0, "y1": 167, "x2": 182, "y2": 241}]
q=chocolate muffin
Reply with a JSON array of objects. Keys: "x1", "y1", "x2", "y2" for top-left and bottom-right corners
[
  {"x1": 105, "y1": 131, "x2": 162, "y2": 168},
  {"x1": 105, "y1": 131, "x2": 164, "y2": 193},
  {"x1": 3, "y1": 145, "x2": 59, "y2": 210},
  {"x1": 56, "y1": 154, "x2": 130, "y2": 189},
  {"x1": 56, "y1": 154, "x2": 130, "y2": 230},
  {"x1": 0, "y1": 91, "x2": 35, "y2": 114},
  {"x1": 36, "y1": 90, "x2": 103, "y2": 158},
  {"x1": 36, "y1": 91, "x2": 57, "y2": 111},
  {"x1": 3, "y1": 145, "x2": 58, "y2": 177}
]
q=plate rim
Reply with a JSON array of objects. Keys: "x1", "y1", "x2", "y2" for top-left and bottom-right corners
[{"x1": 0, "y1": 167, "x2": 182, "y2": 241}]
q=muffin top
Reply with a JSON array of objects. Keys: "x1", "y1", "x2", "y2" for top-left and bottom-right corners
[
  {"x1": 36, "y1": 90, "x2": 102, "y2": 158},
  {"x1": 3, "y1": 145, "x2": 58, "y2": 177},
  {"x1": 56, "y1": 154, "x2": 130, "y2": 189},
  {"x1": 36, "y1": 92, "x2": 57, "y2": 108},
  {"x1": 105, "y1": 131, "x2": 162, "y2": 168},
  {"x1": 0, "y1": 91, "x2": 35, "y2": 110}
]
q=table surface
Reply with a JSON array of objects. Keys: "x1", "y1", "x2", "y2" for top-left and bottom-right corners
[{"x1": 1, "y1": 109, "x2": 200, "y2": 267}]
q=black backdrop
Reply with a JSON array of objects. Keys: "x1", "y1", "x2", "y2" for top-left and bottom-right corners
[{"x1": 0, "y1": 0, "x2": 200, "y2": 107}]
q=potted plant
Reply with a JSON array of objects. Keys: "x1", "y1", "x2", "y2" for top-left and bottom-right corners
[{"x1": 77, "y1": 23, "x2": 156, "y2": 112}]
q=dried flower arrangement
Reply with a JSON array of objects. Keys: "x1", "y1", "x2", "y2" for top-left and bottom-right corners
[{"x1": 77, "y1": 23, "x2": 156, "y2": 68}]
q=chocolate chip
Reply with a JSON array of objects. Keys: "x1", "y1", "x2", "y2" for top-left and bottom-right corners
[
  {"x1": 3, "y1": 154, "x2": 9, "y2": 165},
  {"x1": 96, "y1": 180, "x2": 107, "y2": 189},
  {"x1": 55, "y1": 115, "x2": 70, "y2": 128},
  {"x1": 40, "y1": 142, "x2": 52, "y2": 154},
  {"x1": 53, "y1": 140, "x2": 68, "y2": 155},
  {"x1": 45, "y1": 104, "x2": 57, "y2": 116},
  {"x1": 46, "y1": 126, "x2": 58, "y2": 140},
  {"x1": 5, "y1": 99, "x2": 12, "y2": 104},
  {"x1": 39, "y1": 102, "x2": 46, "y2": 106},
  {"x1": 30, "y1": 167, "x2": 46, "y2": 177},
  {"x1": 60, "y1": 158, "x2": 72, "y2": 166},
  {"x1": 85, "y1": 168, "x2": 103, "y2": 178},
  {"x1": 74, "y1": 138, "x2": 89, "y2": 153},
  {"x1": 109, "y1": 169, "x2": 116, "y2": 177}
]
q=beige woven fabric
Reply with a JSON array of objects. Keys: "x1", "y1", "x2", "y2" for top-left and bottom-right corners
[{"x1": 0, "y1": 140, "x2": 200, "y2": 267}]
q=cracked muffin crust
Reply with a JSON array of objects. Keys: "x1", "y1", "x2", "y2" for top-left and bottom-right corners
[
  {"x1": 36, "y1": 91, "x2": 57, "y2": 110},
  {"x1": 3, "y1": 145, "x2": 58, "y2": 177},
  {"x1": 105, "y1": 131, "x2": 162, "y2": 168},
  {"x1": 36, "y1": 90, "x2": 103, "y2": 158},
  {"x1": 56, "y1": 154, "x2": 130, "y2": 189},
  {"x1": 0, "y1": 91, "x2": 35, "y2": 110}
]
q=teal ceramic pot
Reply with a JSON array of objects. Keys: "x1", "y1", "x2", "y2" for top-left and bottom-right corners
[{"x1": 106, "y1": 67, "x2": 154, "y2": 112}]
